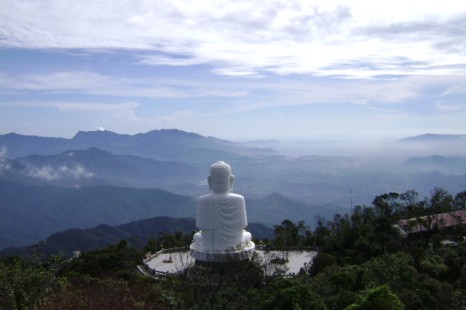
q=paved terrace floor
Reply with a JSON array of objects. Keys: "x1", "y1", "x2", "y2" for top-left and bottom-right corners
[{"x1": 145, "y1": 250, "x2": 317, "y2": 276}]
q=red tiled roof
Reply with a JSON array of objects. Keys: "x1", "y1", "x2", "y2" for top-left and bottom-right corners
[{"x1": 396, "y1": 210, "x2": 466, "y2": 234}]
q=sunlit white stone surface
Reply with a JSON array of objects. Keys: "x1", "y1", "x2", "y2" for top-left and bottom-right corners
[
  {"x1": 256, "y1": 250, "x2": 318, "y2": 275},
  {"x1": 146, "y1": 250, "x2": 317, "y2": 275},
  {"x1": 190, "y1": 161, "x2": 255, "y2": 262},
  {"x1": 146, "y1": 251, "x2": 195, "y2": 274}
]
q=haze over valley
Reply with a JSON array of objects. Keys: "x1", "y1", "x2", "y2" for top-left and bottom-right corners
[{"x1": 1, "y1": 129, "x2": 465, "y2": 251}]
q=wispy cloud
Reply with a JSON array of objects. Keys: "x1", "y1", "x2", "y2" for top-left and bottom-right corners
[
  {"x1": 435, "y1": 102, "x2": 466, "y2": 111},
  {"x1": 57, "y1": 102, "x2": 138, "y2": 113},
  {"x1": 0, "y1": 71, "x2": 109, "y2": 90},
  {"x1": 0, "y1": 100, "x2": 138, "y2": 113},
  {"x1": 0, "y1": 147, "x2": 7, "y2": 158},
  {"x1": 139, "y1": 55, "x2": 207, "y2": 67},
  {"x1": 0, "y1": 147, "x2": 10, "y2": 173},
  {"x1": 0, "y1": 71, "x2": 250, "y2": 99},
  {"x1": 27, "y1": 164, "x2": 93, "y2": 181},
  {"x1": 441, "y1": 84, "x2": 466, "y2": 97},
  {"x1": 2, "y1": 69, "x2": 465, "y2": 120},
  {"x1": 1, "y1": 0, "x2": 465, "y2": 78}
]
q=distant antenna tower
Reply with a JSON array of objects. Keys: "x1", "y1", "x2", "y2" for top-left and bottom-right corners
[{"x1": 350, "y1": 189, "x2": 353, "y2": 215}]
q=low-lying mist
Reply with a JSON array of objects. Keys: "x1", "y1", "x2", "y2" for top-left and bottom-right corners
[{"x1": 249, "y1": 139, "x2": 466, "y2": 158}]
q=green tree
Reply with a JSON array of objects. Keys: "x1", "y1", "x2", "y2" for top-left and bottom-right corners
[
  {"x1": 43, "y1": 275, "x2": 166, "y2": 309},
  {"x1": 419, "y1": 252, "x2": 448, "y2": 279},
  {"x1": 296, "y1": 220, "x2": 313, "y2": 247},
  {"x1": 372, "y1": 194, "x2": 402, "y2": 254},
  {"x1": 143, "y1": 236, "x2": 159, "y2": 254},
  {"x1": 345, "y1": 284, "x2": 404, "y2": 310},
  {"x1": 398, "y1": 190, "x2": 423, "y2": 219},
  {"x1": 262, "y1": 278, "x2": 327, "y2": 310},
  {"x1": 309, "y1": 253, "x2": 337, "y2": 276},
  {"x1": 430, "y1": 187, "x2": 455, "y2": 214},
  {"x1": 310, "y1": 264, "x2": 362, "y2": 309},
  {"x1": 61, "y1": 239, "x2": 141, "y2": 278},
  {"x1": 314, "y1": 216, "x2": 332, "y2": 248},
  {"x1": 0, "y1": 256, "x2": 64, "y2": 309},
  {"x1": 273, "y1": 219, "x2": 299, "y2": 248},
  {"x1": 455, "y1": 190, "x2": 466, "y2": 209}
]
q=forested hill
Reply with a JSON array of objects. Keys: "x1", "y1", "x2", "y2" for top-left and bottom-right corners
[
  {"x1": 0, "y1": 216, "x2": 275, "y2": 259},
  {"x1": 0, "y1": 179, "x2": 342, "y2": 250},
  {"x1": 0, "y1": 179, "x2": 197, "y2": 250}
]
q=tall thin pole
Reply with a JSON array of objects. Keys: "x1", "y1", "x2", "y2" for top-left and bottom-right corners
[{"x1": 350, "y1": 188, "x2": 353, "y2": 215}]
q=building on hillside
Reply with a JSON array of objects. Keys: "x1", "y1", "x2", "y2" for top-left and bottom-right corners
[{"x1": 395, "y1": 210, "x2": 466, "y2": 237}]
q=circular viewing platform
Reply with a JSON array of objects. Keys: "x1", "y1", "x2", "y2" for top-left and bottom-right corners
[{"x1": 142, "y1": 247, "x2": 317, "y2": 276}]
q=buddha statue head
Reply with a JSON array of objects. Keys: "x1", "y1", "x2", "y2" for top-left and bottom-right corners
[{"x1": 208, "y1": 161, "x2": 234, "y2": 193}]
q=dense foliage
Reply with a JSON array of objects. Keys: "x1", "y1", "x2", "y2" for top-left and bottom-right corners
[{"x1": 1, "y1": 188, "x2": 465, "y2": 309}]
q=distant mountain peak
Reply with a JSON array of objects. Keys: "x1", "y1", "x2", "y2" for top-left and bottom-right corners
[
  {"x1": 0, "y1": 128, "x2": 276, "y2": 160},
  {"x1": 72, "y1": 130, "x2": 128, "y2": 139},
  {"x1": 399, "y1": 133, "x2": 466, "y2": 142},
  {"x1": 158, "y1": 128, "x2": 198, "y2": 135},
  {"x1": 72, "y1": 129, "x2": 210, "y2": 143},
  {"x1": 142, "y1": 128, "x2": 205, "y2": 139}
]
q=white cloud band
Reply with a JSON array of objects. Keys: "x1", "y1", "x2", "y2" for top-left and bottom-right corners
[{"x1": 1, "y1": 0, "x2": 465, "y2": 78}]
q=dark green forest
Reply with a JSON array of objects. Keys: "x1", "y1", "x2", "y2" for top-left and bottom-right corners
[{"x1": 1, "y1": 188, "x2": 465, "y2": 309}]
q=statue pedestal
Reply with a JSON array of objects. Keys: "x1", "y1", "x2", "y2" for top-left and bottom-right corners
[{"x1": 190, "y1": 241, "x2": 255, "y2": 263}]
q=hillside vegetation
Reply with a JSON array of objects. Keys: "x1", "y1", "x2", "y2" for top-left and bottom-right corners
[{"x1": 1, "y1": 188, "x2": 465, "y2": 309}]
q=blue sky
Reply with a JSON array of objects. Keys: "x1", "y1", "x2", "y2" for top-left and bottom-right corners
[{"x1": 1, "y1": 0, "x2": 466, "y2": 142}]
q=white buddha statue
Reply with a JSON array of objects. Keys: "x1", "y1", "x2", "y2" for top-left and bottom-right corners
[{"x1": 190, "y1": 161, "x2": 255, "y2": 262}]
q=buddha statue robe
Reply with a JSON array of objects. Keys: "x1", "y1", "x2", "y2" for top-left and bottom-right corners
[
  {"x1": 191, "y1": 161, "x2": 254, "y2": 261},
  {"x1": 196, "y1": 192, "x2": 248, "y2": 251}
]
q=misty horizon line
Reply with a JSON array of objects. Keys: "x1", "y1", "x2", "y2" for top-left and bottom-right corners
[
  {"x1": 1, "y1": 128, "x2": 466, "y2": 158},
  {"x1": 2, "y1": 128, "x2": 466, "y2": 143}
]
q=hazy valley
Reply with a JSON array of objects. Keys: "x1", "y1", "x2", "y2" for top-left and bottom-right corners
[{"x1": 1, "y1": 129, "x2": 465, "y2": 251}]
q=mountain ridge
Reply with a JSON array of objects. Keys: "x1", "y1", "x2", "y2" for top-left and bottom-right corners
[
  {"x1": 0, "y1": 216, "x2": 274, "y2": 259},
  {"x1": 0, "y1": 129, "x2": 276, "y2": 160}
]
